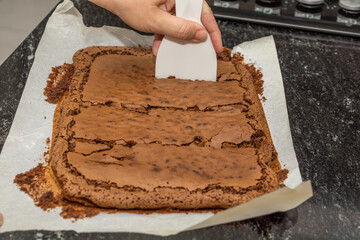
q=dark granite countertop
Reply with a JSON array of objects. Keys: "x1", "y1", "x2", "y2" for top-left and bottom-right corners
[{"x1": 0, "y1": 0, "x2": 359, "y2": 239}]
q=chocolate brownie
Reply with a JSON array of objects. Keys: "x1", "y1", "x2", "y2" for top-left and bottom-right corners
[{"x1": 49, "y1": 46, "x2": 281, "y2": 209}]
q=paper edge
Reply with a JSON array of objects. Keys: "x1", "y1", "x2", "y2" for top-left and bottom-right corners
[{"x1": 186, "y1": 181, "x2": 313, "y2": 232}]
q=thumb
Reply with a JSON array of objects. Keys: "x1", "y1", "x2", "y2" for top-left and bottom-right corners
[{"x1": 151, "y1": 10, "x2": 207, "y2": 42}]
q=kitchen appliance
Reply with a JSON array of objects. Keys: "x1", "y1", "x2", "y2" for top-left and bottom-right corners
[{"x1": 206, "y1": 0, "x2": 360, "y2": 37}]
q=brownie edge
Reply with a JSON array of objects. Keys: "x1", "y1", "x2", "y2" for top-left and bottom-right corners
[{"x1": 48, "y1": 46, "x2": 282, "y2": 210}]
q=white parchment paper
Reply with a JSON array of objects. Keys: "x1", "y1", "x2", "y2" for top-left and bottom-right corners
[{"x1": 0, "y1": 0, "x2": 312, "y2": 236}]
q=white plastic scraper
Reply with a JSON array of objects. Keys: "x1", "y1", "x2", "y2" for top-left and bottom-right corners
[{"x1": 155, "y1": 0, "x2": 217, "y2": 81}]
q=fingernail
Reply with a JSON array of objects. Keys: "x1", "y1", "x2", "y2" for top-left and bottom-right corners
[
  {"x1": 152, "y1": 45, "x2": 158, "y2": 56},
  {"x1": 193, "y1": 29, "x2": 207, "y2": 42}
]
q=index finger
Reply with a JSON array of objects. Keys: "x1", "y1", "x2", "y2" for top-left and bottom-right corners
[{"x1": 201, "y1": 1, "x2": 223, "y2": 53}]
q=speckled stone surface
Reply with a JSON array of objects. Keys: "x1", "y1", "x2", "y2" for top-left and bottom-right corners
[{"x1": 0, "y1": 0, "x2": 360, "y2": 239}]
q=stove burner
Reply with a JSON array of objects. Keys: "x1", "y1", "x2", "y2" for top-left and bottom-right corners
[
  {"x1": 339, "y1": 0, "x2": 360, "y2": 12},
  {"x1": 256, "y1": 0, "x2": 282, "y2": 8},
  {"x1": 255, "y1": 1, "x2": 282, "y2": 15},
  {"x1": 297, "y1": 0, "x2": 324, "y2": 5},
  {"x1": 296, "y1": 2, "x2": 323, "y2": 14},
  {"x1": 337, "y1": 0, "x2": 360, "y2": 25}
]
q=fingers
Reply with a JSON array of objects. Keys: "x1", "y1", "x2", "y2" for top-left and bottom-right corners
[
  {"x1": 152, "y1": 1, "x2": 222, "y2": 56},
  {"x1": 201, "y1": 2, "x2": 223, "y2": 53},
  {"x1": 152, "y1": 33, "x2": 164, "y2": 56},
  {"x1": 90, "y1": 0, "x2": 220, "y2": 53},
  {"x1": 150, "y1": 9, "x2": 207, "y2": 42},
  {"x1": 0, "y1": 213, "x2": 3, "y2": 227}
]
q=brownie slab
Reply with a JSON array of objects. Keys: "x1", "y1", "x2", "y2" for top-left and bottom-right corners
[
  {"x1": 49, "y1": 46, "x2": 281, "y2": 209},
  {"x1": 71, "y1": 106, "x2": 254, "y2": 146},
  {"x1": 82, "y1": 54, "x2": 248, "y2": 110},
  {"x1": 63, "y1": 144, "x2": 277, "y2": 209}
]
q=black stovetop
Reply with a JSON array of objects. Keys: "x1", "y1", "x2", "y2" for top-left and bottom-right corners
[{"x1": 207, "y1": 0, "x2": 360, "y2": 37}]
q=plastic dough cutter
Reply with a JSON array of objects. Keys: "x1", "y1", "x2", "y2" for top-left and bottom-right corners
[{"x1": 155, "y1": 0, "x2": 217, "y2": 81}]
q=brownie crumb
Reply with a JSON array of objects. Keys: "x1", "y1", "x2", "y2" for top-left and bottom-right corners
[
  {"x1": 13, "y1": 164, "x2": 102, "y2": 220},
  {"x1": 231, "y1": 52, "x2": 244, "y2": 63},
  {"x1": 44, "y1": 63, "x2": 74, "y2": 104},
  {"x1": 14, "y1": 163, "x2": 45, "y2": 189},
  {"x1": 43, "y1": 150, "x2": 49, "y2": 158},
  {"x1": 217, "y1": 48, "x2": 232, "y2": 61},
  {"x1": 277, "y1": 169, "x2": 289, "y2": 183},
  {"x1": 217, "y1": 48, "x2": 244, "y2": 63},
  {"x1": 60, "y1": 204, "x2": 100, "y2": 220},
  {"x1": 38, "y1": 191, "x2": 59, "y2": 210}
]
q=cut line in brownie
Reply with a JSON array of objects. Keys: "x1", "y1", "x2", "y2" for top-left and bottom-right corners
[{"x1": 49, "y1": 46, "x2": 283, "y2": 210}]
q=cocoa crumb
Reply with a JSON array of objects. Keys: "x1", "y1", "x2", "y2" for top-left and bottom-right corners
[
  {"x1": 217, "y1": 48, "x2": 244, "y2": 62},
  {"x1": 14, "y1": 164, "x2": 102, "y2": 220},
  {"x1": 14, "y1": 164, "x2": 44, "y2": 188},
  {"x1": 37, "y1": 191, "x2": 59, "y2": 210},
  {"x1": 217, "y1": 48, "x2": 232, "y2": 61},
  {"x1": 43, "y1": 150, "x2": 49, "y2": 158},
  {"x1": 231, "y1": 52, "x2": 244, "y2": 62},
  {"x1": 60, "y1": 204, "x2": 100, "y2": 220}
]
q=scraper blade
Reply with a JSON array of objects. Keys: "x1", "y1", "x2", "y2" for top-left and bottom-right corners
[{"x1": 155, "y1": 0, "x2": 217, "y2": 81}]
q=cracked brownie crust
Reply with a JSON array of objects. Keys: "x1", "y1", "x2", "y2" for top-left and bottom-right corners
[{"x1": 50, "y1": 46, "x2": 282, "y2": 209}]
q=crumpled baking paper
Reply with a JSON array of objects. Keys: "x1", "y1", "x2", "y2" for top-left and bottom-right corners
[{"x1": 0, "y1": 0, "x2": 312, "y2": 236}]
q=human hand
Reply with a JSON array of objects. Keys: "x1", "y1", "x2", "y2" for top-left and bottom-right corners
[
  {"x1": 0, "y1": 213, "x2": 3, "y2": 227},
  {"x1": 89, "y1": 0, "x2": 223, "y2": 55}
]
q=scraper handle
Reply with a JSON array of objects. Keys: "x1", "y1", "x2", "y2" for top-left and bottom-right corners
[{"x1": 176, "y1": 0, "x2": 203, "y2": 24}]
